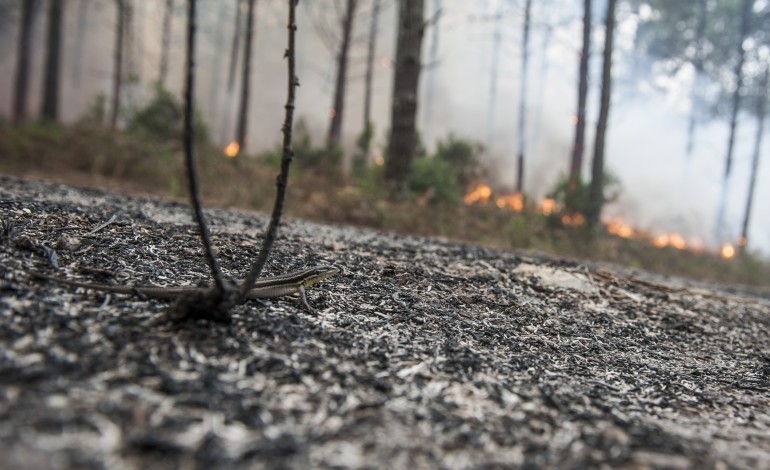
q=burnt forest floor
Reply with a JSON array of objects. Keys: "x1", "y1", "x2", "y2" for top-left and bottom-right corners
[{"x1": 1, "y1": 175, "x2": 769, "y2": 469}]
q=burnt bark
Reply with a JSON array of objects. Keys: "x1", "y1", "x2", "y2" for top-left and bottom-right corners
[
  {"x1": 41, "y1": 0, "x2": 64, "y2": 122},
  {"x1": 568, "y1": 0, "x2": 591, "y2": 189},
  {"x1": 227, "y1": 0, "x2": 243, "y2": 93},
  {"x1": 586, "y1": 0, "x2": 616, "y2": 230},
  {"x1": 385, "y1": 0, "x2": 425, "y2": 190},
  {"x1": 13, "y1": 0, "x2": 39, "y2": 125},
  {"x1": 235, "y1": 0, "x2": 256, "y2": 153},
  {"x1": 327, "y1": 0, "x2": 359, "y2": 148}
]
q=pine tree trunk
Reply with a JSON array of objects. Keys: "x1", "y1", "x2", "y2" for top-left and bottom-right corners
[
  {"x1": 586, "y1": 0, "x2": 616, "y2": 230},
  {"x1": 111, "y1": 0, "x2": 125, "y2": 130},
  {"x1": 685, "y1": 0, "x2": 708, "y2": 158},
  {"x1": 385, "y1": 0, "x2": 425, "y2": 189},
  {"x1": 13, "y1": 0, "x2": 39, "y2": 125},
  {"x1": 41, "y1": 0, "x2": 64, "y2": 122},
  {"x1": 327, "y1": 0, "x2": 358, "y2": 148},
  {"x1": 363, "y1": 0, "x2": 381, "y2": 131},
  {"x1": 568, "y1": 0, "x2": 591, "y2": 189},
  {"x1": 227, "y1": 0, "x2": 243, "y2": 93},
  {"x1": 235, "y1": 0, "x2": 256, "y2": 152}
]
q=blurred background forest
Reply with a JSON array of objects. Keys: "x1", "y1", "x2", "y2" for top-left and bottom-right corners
[{"x1": 1, "y1": 0, "x2": 769, "y2": 288}]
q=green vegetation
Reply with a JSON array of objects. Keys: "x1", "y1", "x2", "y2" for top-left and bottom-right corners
[{"x1": 0, "y1": 121, "x2": 767, "y2": 291}]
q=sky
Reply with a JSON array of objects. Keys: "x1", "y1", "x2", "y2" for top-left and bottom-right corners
[{"x1": 0, "y1": 0, "x2": 768, "y2": 256}]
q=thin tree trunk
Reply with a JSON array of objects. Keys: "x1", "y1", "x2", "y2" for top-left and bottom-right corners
[
  {"x1": 385, "y1": 0, "x2": 425, "y2": 190},
  {"x1": 72, "y1": 0, "x2": 88, "y2": 88},
  {"x1": 514, "y1": 0, "x2": 532, "y2": 194},
  {"x1": 739, "y1": 63, "x2": 768, "y2": 251},
  {"x1": 360, "y1": 0, "x2": 381, "y2": 161},
  {"x1": 715, "y1": 0, "x2": 752, "y2": 240},
  {"x1": 13, "y1": 0, "x2": 39, "y2": 125},
  {"x1": 235, "y1": 0, "x2": 256, "y2": 152},
  {"x1": 41, "y1": 0, "x2": 64, "y2": 121},
  {"x1": 159, "y1": 0, "x2": 173, "y2": 86},
  {"x1": 486, "y1": 2, "x2": 503, "y2": 148},
  {"x1": 227, "y1": 0, "x2": 243, "y2": 93},
  {"x1": 422, "y1": 0, "x2": 440, "y2": 129},
  {"x1": 327, "y1": 0, "x2": 359, "y2": 148},
  {"x1": 568, "y1": 0, "x2": 591, "y2": 189},
  {"x1": 684, "y1": 0, "x2": 708, "y2": 159},
  {"x1": 111, "y1": 0, "x2": 125, "y2": 130},
  {"x1": 586, "y1": 0, "x2": 616, "y2": 230}
]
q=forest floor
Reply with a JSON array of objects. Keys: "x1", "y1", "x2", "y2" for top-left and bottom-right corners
[{"x1": 1, "y1": 175, "x2": 769, "y2": 469}]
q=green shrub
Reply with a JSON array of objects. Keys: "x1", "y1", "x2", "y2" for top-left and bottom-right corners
[
  {"x1": 433, "y1": 135, "x2": 485, "y2": 189},
  {"x1": 408, "y1": 157, "x2": 459, "y2": 202},
  {"x1": 126, "y1": 84, "x2": 209, "y2": 143}
]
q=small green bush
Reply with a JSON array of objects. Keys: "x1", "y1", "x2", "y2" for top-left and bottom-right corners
[
  {"x1": 126, "y1": 84, "x2": 209, "y2": 143},
  {"x1": 408, "y1": 157, "x2": 459, "y2": 202}
]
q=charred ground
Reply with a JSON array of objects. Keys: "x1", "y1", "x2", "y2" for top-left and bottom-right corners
[{"x1": 0, "y1": 176, "x2": 768, "y2": 469}]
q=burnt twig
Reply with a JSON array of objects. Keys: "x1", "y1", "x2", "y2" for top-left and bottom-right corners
[{"x1": 183, "y1": 0, "x2": 226, "y2": 295}]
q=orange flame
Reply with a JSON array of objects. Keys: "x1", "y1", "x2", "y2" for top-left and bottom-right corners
[
  {"x1": 606, "y1": 218, "x2": 635, "y2": 238},
  {"x1": 224, "y1": 141, "x2": 240, "y2": 158},
  {"x1": 561, "y1": 213, "x2": 585, "y2": 226},
  {"x1": 721, "y1": 243, "x2": 735, "y2": 260},
  {"x1": 652, "y1": 234, "x2": 669, "y2": 248},
  {"x1": 541, "y1": 197, "x2": 558, "y2": 215},
  {"x1": 464, "y1": 183, "x2": 493, "y2": 205},
  {"x1": 496, "y1": 192, "x2": 524, "y2": 212},
  {"x1": 669, "y1": 233, "x2": 687, "y2": 250},
  {"x1": 374, "y1": 155, "x2": 385, "y2": 166}
]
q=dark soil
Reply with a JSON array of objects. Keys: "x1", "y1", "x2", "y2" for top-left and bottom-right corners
[{"x1": 1, "y1": 175, "x2": 768, "y2": 469}]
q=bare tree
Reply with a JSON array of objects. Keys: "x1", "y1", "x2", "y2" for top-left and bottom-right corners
[
  {"x1": 41, "y1": 0, "x2": 64, "y2": 121},
  {"x1": 327, "y1": 0, "x2": 359, "y2": 148},
  {"x1": 357, "y1": 0, "x2": 381, "y2": 165},
  {"x1": 586, "y1": 0, "x2": 616, "y2": 230},
  {"x1": 568, "y1": 0, "x2": 591, "y2": 191},
  {"x1": 385, "y1": 0, "x2": 425, "y2": 190},
  {"x1": 13, "y1": 0, "x2": 39, "y2": 124}
]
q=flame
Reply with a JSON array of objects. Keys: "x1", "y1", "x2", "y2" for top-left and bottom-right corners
[
  {"x1": 464, "y1": 183, "x2": 493, "y2": 205},
  {"x1": 374, "y1": 155, "x2": 385, "y2": 166},
  {"x1": 721, "y1": 243, "x2": 735, "y2": 260},
  {"x1": 224, "y1": 141, "x2": 240, "y2": 158},
  {"x1": 652, "y1": 234, "x2": 669, "y2": 248},
  {"x1": 561, "y1": 213, "x2": 585, "y2": 226},
  {"x1": 496, "y1": 192, "x2": 524, "y2": 212},
  {"x1": 541, "y1": 197, "x2": 558, "y2": 215},
  {"x1": 606, "y1": 218, "x2": 635, "y2": 238},
  {"x1": 328, "y1": 108, "x2": 337, "y2": 118},
  {"x1": 669, "y1": 233, "x2": 687, "y2": 250}
]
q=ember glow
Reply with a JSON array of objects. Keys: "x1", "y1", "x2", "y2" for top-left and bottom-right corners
[
  {"x1": 721, "y1": 243, "x2": 736, "y2": 260},
  {"x1": 224, "y1": 141, "x2": 239, "y2": 158},
  {"x1": 606, "y1": 218, "x2": 635, "y2": 238},
  {"x1": 496, "y1": 193, "x2": 524, "y2": 212}
]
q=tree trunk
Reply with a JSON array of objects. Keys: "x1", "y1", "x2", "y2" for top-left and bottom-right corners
[
  {"x1": 359, "y1": 0, "x2": 381, "y2": 164},
  {"x1": 159, "y1": 0, "x2": 174, "y2": 86},
  {"x1": 568, "y1": 0, "x2": 591, "y2": 189},
  {"x1": 586, "y1": 0, "x2": 616, "y2": 230},
  {"x1": 514, "y1": 0, "x2": 531, "y2": 194},
  {"x1": 227, "y1": 0, "x2": 243, "y2": 93},
  {"x1": 684, "y1": 0, "x2": 708, "y2": 159},
  {"x1": 72, "y1": 0, "x2": 88, "y2": 89},
  {"x1": 739, "y1": 63, "x2": 768, "y2": 251},
  {"x1": 111, "y1": 0, "x2": 125, "y2": 130},
  {"x1": 235, "y1": 0, "x2": 256, "y2": 153},
  {"x1": 422, "y1": 0, "x2": 440, "y2": 128},
  {"x1": 715, "y1": 0, "x2": 751, "y2": 240},
  {"x1": 327, "y1": 0, "x2": 359, "y2": 148},
  {"x1": 13, "y1": 0, "x2": 39, "y2": 125},
  {"x1": 41, "y1": 0, "x2": 64, "y2": 122},
  {"x1": 385, "y1": 0, "x2": 425, "y2": 190}
]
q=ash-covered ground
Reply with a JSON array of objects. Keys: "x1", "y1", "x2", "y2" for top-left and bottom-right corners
[{"x1": 1, "y1": 175, "x2": 768, "y2": 469}]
